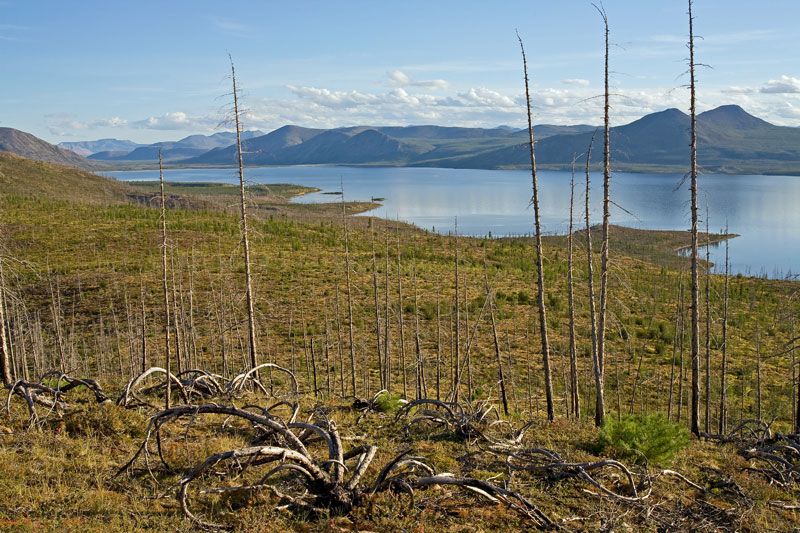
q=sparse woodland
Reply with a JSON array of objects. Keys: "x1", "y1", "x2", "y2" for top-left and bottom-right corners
[{"x1": 1, "y1": 3, "x2": 799, "y2": 531}]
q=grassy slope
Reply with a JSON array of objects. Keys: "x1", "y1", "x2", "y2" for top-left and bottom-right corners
[{"x1": 0, "y1": 156, "x2": 798, "y2": 531}]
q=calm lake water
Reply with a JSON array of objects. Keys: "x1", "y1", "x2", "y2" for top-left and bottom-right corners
[{"x1": 107, "y1": 166, "x2": 800, "y2": 279}]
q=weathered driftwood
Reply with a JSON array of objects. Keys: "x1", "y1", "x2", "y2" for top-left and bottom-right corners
[
  {"x1": 175, "y1": 420, "x2": 554, "y2": 530},
  {"x1": 225, "y1": 363, "x2": 298, "y2": 398},
  {"x1": 505, "y1": 447, "x2": 651, "y2": 503},
  {"x1": 395, "y1": 398, "x2": 507, "y2": 443},
  {"x1": 117, "y1": 364, "x2": 299, "y2": 410},
  {"x1": 117, "y1": 403, "x2": 309, "y2": 477},
  {"x1": 117, "y1": 367, "x2": 189, "y2": 408},
  {"x1": 6, "y1": 371, "x2": 109, "y2": 425}
]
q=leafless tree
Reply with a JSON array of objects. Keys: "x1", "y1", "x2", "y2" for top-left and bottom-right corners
[
  {"x1": 567, "y1": 158, "x2": 580, "y2": 418},
  {"x1": 594, "y1": 3, "x2": 611, "y2": 428},
  {"x1": 158, "y1": 150, "x2": 172, "y2": 409},
  {"x1": 518, "y1": 31, "x2": 554, "y2": 421},
  {"x1": 687, "y1": 0, "x2": 701, "y2": 436},
  {"x1": 585, "y1": 133, "x2": 604, "y2": 425},
  {"x1": 719, "y1": 224, "x2": 730, "y2": 433},
  {"x1": 0, "y1": 256, "x2": 12, "y2": 386},
  {"x1": 230, "y1": 54, "x2": 258, "y2": 372}
]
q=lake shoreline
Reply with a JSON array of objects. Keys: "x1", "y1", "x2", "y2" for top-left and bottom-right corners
[
  {"x1": 108, "y1": 166, "x2": 799, "y2": 278},
  {"x1": 99, "y1": 161, "x2": 800, "y2": 177}
]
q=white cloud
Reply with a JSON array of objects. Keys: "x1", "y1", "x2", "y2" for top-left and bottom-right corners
[
  {"x1": 561, "y1": 78, "x2": 590, "y2": 87},
  {"x1": 722, "y1": 86, "x2": 755, "y2": 94},
  {"x1": 91, "y1": 116, "x2": 128, "y2": 128},
  {"x1": 133, "y1": 111, "x2": 216, "y2": 130},
  {"x1": 760, "y1": 75, "x2": 800, "y2": 94},
  {"x1": 387, "y1": 69, "x2": 448, "y2": 89}
]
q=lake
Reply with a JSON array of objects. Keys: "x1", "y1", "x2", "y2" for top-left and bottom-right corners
[{"x1": 107, "y1": 166, "x2": 800, "y2": 279}]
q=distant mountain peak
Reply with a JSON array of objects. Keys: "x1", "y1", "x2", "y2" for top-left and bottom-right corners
[
  {"x1": 1, "y1": 127, "x2": 91, "y2": 168},
  {"x1": 699, "y1": 105, "x2": 770, "y2": 128}
]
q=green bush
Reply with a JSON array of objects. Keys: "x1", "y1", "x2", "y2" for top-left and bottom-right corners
[
  {"x1": 599, "y1": 413, "x2": 689, "y2": 465},
  {"x1": 373, "y1": 391, "x2": 404, "y2": 413}
]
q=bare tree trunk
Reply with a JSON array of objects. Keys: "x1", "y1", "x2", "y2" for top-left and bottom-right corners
[
  {"x1": 584, "y1": 133, "x2": 604, "y2": 425},
  {"x1": 518, "y1": 33, "x2": 554, "y2": 421},
  {"x1": 0, "y1": 258, "x2": 12, "y2": 386},
  {"x1": 668, "y1": 276, "x2": 684, "y2": 421},
  {"x1": 334, "y1": 286, "x2": 345, "y2": 396},
  {"x1": 755, "y1": 327, "x2": 762, "y2": 422},
  {"x1": 484, "y1": 255, "x2": 509, "y2": 416},
  {"x1": 688, "y1": 0, "x2": 701, "y2": 436},
  {"x1": 384, "y1": 230, "x2": 391, "y2": 392},
  {"x1": 435, "y1": 288, "x2": 442, "y2": 401},
  {"x1": 341, "y1": 187, "x2": 357, "y2": 397},
  {"x1": 371, "y1": 225, "x2": 383, "y2": 390},
  {"x1": 324, "y1": 309, "x2": 333, "y2": 397},
  {"x1": 230, "y1": 55, "x2": 258, "y2": 371},
  {"x1": 140, "y1": 283, "x2": 147, "y2": 373},
  {"x1": 158, "y1": 150, "x2": 172, "y2": 409},
  {"x1": 170, "y1": 252, "x2": 183, "y2": 374},
  {"x1": 310, "y1": 336, "x2": 318, "y2": 399},
  {"x1": 595, "y1": 4, "x2": 611, "y2": 428},
  {"x1": 567, "y1": 160, "x2": 580, "y2": 419},
  {"x1": 704, "y1": 205, "x2": 712, "y2": 433},
  {"x1": 412, "y1": 258, "x2": 425, "y2": 399},
  {"x1": 452, "y1": 223, "x2": 461, "y2": 403},
  {"x1": 396, "y1": 230, "x2": 408, "y2": 398},
  {"x1": 719, "y1": 224, "x2": 730, "y2": 433}
]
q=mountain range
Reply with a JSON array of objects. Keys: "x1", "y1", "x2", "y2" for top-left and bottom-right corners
[
  {"x1": 74, "y1": 130, "x2": 264, "y2": 162},
  {"x1": 3, "y1": 105, "x2": 800, "y2": 174},
  {"x1": 0, "y1": 127, "x2": 90, "y2": 168}
]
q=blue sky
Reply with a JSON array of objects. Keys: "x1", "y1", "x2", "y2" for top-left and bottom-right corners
[{"x1": 2, "y1": 0, "x2": 799, "y2": 144}]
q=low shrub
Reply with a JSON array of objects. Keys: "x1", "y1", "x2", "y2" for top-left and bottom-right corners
[
  {"x1": 373, "y1": 391, "x2": 404, "y2": 413},
  {"x1": 599, "y1": 413, "x2": 689, "y2": 465}
]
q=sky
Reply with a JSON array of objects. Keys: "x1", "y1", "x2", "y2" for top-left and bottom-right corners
[{"x1": 2, "y1": 0, "x2": 799, "y2": 144}]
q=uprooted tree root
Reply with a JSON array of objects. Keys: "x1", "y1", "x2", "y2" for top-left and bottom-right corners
[
  {"x1": 395, "y1": 399, "x2": 514, "y2": 443},
  {"x1": 117, "y1": 364, "x2": 299, "y2": 409},
  {"x1": 504, "y1": 447, "x2": 652, "y2": 502},
  {"x1": 703, "y1": 419, "x2": 800, "y2": 488},
  {"x1": 120, "y1": 404, "x2": 555, "y2": 530},
  {"x1": 5, "y1": 371, "x2": 109, "y2": 425},
  {"x1": 117, "y1": 402, "x2": 305, "y2": 477}
]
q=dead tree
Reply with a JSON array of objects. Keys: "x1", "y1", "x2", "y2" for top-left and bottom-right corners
[
  {"x1": 719, "y1": 224, "x2": 730, "y2": 433},
  {"x1": 230, "y1": 55, "x2": 258, "y2": 372},
  {"x1": 567, "y1": 158, "x2": 580, "y2": 418},
  {"x1": 158, "y1": 150, "x2": 173, "y2": 409},
  {"x1": 585, "y1": 132, "x2": 604, "y2": 425},
  {"x1": 688, "y1": 0, "x2": 701, "y2": 436},
  {"x1": 452, "y1": 222, "x2": 461, "y2": 403},
  {"x1": 704, "y1": 205, "x2": 712, "y2": 433},
  {"x1": 383, "y1": 229, "x2": 392, "y2": 392},
  {"x1": 396, "y1": 229, "x2": 408, "y2": 398},
  {"x1": 594, "y1": 3, "x2": 611, "y2": 428},
  {"x1": 139, "y1": 284, "x2": 147, "y2": 373},
  {"x1": 334, "y1": 186, "x2": 357, "y2": 397},
  {"x1": 412, "y1": 258, "x2": 425, "y2": 399},
  {"x1": 518, "y1": 31, "x2": 554, "y2": 421},
  {"x1": 370, "y1": 225, "x2": 384, "y2": 390},
  {"x1": 0, "y1": 257, "x2": 12, "y2": 387},
  {"x1": 484, "y1": 255, "x2": 509, "y2": 416}
]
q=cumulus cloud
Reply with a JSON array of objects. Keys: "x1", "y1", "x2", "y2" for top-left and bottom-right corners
[
  {"x1": 132, "y1": 111, "x2": 216, "y2": 130},
  {"x1": 561, "y1": 78, "x2": 590, "y2": 86},
  {"x1": 46, "y1": 77, "x2": 800, "y2": 141},
  {"x1": 91, "y1": 116, "x2": 128, "y2": 128},
  {"x1": 722, "y1": 86, "x2": 755, "y2": 95},
  {"x1": 760, "y1": 75, "x2": 800, "y2": 94},
  {"x1": 388, "y1": 69, "x2": 448, "y2": 89}
]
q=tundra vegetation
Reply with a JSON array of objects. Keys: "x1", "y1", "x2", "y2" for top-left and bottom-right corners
[{"x1": 1, "y1": 4, "x2": 800, "y2": 531}]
